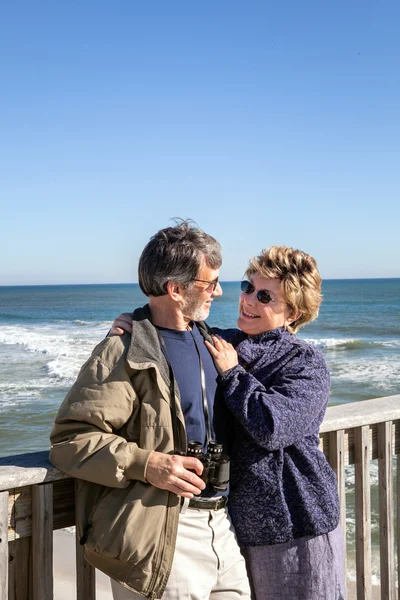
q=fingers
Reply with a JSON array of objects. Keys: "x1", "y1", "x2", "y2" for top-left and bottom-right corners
[
  {"x1": 109, "y1": 326, "x2": 126, "y2": 336},
  {"x1": 145, "y1": 452, "x2": 206, "y2": 498},
  {"x1": 211, "y1": 335, "x2": 232, "y2": 349},
  {"x1": 181, "y1": 456, "x2": 204, "y2": 476},
  {"x1": 204, "y1": 340, "x2": 218, "y2": 357},
  {"x1": 206, "y1": 337, "x2": 234, "y2": 354},
  {"x1": 110, "y1": 312, "x2": 133, "y2": 334}
]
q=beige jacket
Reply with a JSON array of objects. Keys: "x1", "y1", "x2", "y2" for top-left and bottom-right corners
[{"x1": 50, "y1": 305, "x2": 212, "y2": 598}]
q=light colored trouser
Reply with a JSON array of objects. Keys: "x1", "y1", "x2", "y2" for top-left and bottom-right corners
[{"x1": 111, "y1": 506, "x2": 251, "y2": 600}]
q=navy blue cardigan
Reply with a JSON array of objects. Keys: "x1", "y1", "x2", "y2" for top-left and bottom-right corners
[{"x1": 213, "y1": 326, "x2": 340, "y2": 547}]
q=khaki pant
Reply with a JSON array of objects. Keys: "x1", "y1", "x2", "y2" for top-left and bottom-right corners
[{"x1": 111, "y1": 506, "x2": 251, "y2": 600}]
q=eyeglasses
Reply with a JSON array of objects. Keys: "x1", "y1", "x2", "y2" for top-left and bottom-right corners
[
  {"x1": 240, "y1": 280, "x2": 273, "y2": 304},
  {"x1": 192, "y1": 278, "x2": 219, "y2": 291}
]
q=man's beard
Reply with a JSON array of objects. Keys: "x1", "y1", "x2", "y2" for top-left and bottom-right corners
[{"x1": 181, "y1": 290, "x2": 211, "y2": 322}]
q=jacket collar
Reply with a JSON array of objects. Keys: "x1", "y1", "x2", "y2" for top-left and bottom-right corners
[{"x1": 126, "y1": 304, "x2": 213, "y2": 383}]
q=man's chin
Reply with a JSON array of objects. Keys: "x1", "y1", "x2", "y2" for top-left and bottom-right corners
[{"x1": 192, "y1": 307, "x2": 211, "y2": 322}]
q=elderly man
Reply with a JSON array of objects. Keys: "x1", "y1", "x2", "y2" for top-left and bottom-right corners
[{"x1": 50, "y1": 220, "x2": 250, "y2": 600}]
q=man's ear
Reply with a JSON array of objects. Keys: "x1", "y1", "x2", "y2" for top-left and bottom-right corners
[{"x1": 166, "y1": 280, "x2": 184, "y2": 302}]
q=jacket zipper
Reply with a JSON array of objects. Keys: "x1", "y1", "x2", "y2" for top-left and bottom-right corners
[{"x1": 146, "y1": 492, "x2": 178, "y2": 598}]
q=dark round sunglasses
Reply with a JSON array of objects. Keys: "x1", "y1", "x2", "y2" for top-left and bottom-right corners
[{"x1": 240, "y1": 280, "x2": 272, "y2": 304}]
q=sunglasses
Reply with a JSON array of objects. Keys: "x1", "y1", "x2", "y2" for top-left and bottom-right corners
[{"x1": 240, "y1": 280, "x2": 273, "y2": 304}]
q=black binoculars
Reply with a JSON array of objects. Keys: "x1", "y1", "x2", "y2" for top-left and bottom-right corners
[{"x1": 186, "y1": 440, "x2": 230, "y2": 492}]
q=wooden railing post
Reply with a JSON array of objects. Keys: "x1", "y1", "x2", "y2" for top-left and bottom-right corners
[
  {"x1": 32, "y1": 483, "x2": 53, "y2": 600},
  {"x1": 75, "y1": 480, "x2": 96, "y2": 600},
  {"x1": 0, "y1": 491, "x2": 9, "y2": 600},
  {"x1": 76, "y1": 536, "x2": 96, "y2": 600},
  {"x1": 354, "y1": 425, "x2": 372, "y2": 600},
  {"x1": 397, "y1": 450, "x2": 400, "y2": 600},
  {"x1": 377, "y1": 421, "x2": 395, "y2": 600},
  {"x1": 328, "y1": 429, "x2": 347, "y2": 576}
]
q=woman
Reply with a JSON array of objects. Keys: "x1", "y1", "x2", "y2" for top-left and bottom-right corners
[
  {"x1": 204, "y1": 245, "x2": 344, "y2": 600},
  {"x1": 112, "y1": 245, "x2": 345, "y2": 600}
]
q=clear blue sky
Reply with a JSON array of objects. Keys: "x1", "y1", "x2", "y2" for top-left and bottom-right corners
[{"x1": 1, "y1": 1, "x2": 399, "y2": 284}]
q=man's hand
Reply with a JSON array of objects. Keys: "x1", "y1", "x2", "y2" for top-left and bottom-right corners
[
  {"x1": 110, "y1": 312, "x2": 133, "y2": 336},
  {"x1": 205, "y1": 336, "x2": 239, "y2": 375},
  {"x1": 145, "y1": 451, "x2": 206, "y2": 498}
]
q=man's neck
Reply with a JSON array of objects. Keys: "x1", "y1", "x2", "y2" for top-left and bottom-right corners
[{"x1": 149, "y1": 298, "x2": 191, "y2": 331}]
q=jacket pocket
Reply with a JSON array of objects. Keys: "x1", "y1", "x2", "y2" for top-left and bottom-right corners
[
  {"x1": 84, "y1": 482, "x2": 169, "y2": 564},
  {"x1": 80, "y1": 485, "x2": 114, "y2": 546}
]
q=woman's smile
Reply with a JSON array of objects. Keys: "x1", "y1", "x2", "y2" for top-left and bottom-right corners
[{"x1": 241, "y1": 307, "x2": 260, "y2": 319}]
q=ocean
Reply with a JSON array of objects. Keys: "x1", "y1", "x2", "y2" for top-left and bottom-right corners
[{"x1": 0, "y1": 279, "x2": 399, "y2": 583}]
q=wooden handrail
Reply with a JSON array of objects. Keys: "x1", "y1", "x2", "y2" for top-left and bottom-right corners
[
  {"x1": 1, "y1": 394, "x2": 400, "y2": 600},
  {"x1": 0, "y1": 395, "x2": 399, "y2": 491},
  {"x1": 320, "y1": 394, "x2": 400, "y2": 433},
  {"x1": 0, "y1": 451, "x2": 68, "y2": 492}
]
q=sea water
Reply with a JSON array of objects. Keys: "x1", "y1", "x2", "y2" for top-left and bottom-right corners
[{"x1": 1, "y1": 279, "x2": 399, "y2": 582}]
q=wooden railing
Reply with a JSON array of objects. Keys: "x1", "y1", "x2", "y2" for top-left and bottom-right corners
[{"x1": 1, "y1": 394, "x2": 400, "y2": 600}]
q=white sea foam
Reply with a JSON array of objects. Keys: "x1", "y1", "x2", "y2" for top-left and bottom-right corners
[
  {"x1": 305, "y1": 337, "x2": 400, "y2": 349},
  {"x1": 304, "y1": 334, "x2": 400, "y2": 392},
  {"x1": 0, "y1": 323, "x2": 108, "y2": 403},
  {"x1": 0, "y1": 384, "x2": 42, "y2": 410},
  {"x1": 305, "y1": 338, "x2": 359, "y2": 348},
  {"x1": 344, "y1": 462, "x2": 380, "y2": 487},
  {"x1": 0, "y1": 324, "x2": 103, "y2": 358},
  {"x1": 330, "y1": 356, "x2": 400, "y2": 388},
  {"x1": 0, "y1": 323, "x2": 106, "y2": 355},
  {"x1": 379, "y1": 339, "x2": 400, "y2": 347},
  {"x1": 72, "y1": 320, "x2": 111, "y2": 327}
]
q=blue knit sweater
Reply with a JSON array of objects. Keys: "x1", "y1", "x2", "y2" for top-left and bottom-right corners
[{"x1": 213, "y1": 326, "x2": 340, "y2": 547}]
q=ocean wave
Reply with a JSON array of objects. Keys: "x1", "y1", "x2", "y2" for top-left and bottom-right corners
[
  {"x1": 45, "y1": 358, "x2": 80, "y2": 381},
  {"x1": 72, "y1": 320, "x2": 111, "y2": 327},
  {"x1": 305, "y1": 338, "x2": 361, "y2": 349},
  {"x1": 305, "y1": 337, "x2": 400, "y2": 350},
  {"x1": 0, "y1": 384, "x2": 44, "y2": 410},
  {"x1": 0, "y1": 323, "x2": 108, "y2": 385},
  {"x1": 0, "y1": 379, "x2": 70, "y2": 396},
  {"x1": 379, "y1": 339, "x2": 400, "y2": 347},
  {"x1": 0, "y1": 312, "x2": 40, "y2": 322},
  {"x1": 0, "y1": 324, "x2": 106, "y2": 354},
  {"x1": 330, "y1": 356, "x2": 400, "y2": 387}
]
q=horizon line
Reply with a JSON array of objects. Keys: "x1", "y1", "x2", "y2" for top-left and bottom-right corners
[{"x1": 1, "y1": 277, "x2": 400, "y2": 288}]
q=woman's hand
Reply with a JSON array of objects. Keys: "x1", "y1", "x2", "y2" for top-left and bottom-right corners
[
  {"x1": 205, "y1": 336, "x2": 239, "y2": 375},
  {"x1": 109, "y1": 312, "x2": 133, "y2": 335}
]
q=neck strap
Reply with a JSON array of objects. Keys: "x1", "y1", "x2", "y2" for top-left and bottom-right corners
[{"x1": 189, "y1": 328, "x2": 212, "y2": 446}]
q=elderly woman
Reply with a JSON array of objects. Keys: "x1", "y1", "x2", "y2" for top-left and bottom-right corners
[
  {"x1": 204, "y1": 245, "x2": 344, "y2": 600},
  {"x1": 112, "y1": 245, "x2": 345, "y2": 600}
]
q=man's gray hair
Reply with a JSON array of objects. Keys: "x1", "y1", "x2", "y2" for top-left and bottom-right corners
[{"x1": 138, "y1": 219, "x2": 222, "y2": 297}]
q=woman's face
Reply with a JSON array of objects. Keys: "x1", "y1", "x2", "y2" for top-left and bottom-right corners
[{"x1": 237, "y1": 274, "x2": 294, "y2": 336}]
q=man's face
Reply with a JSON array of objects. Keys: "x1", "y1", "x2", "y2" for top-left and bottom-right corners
[{"x1": 180, "y1": 262, "x2": 222, "y2": 322}]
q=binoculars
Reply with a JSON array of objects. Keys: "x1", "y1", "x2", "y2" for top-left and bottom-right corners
[{"x1": 186, "y1": 440, "x2": 230, "y2": 492}]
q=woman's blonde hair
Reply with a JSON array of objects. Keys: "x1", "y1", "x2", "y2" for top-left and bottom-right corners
[{"x1": 245, "y1": 245, "x2": 322, "y2": 333}]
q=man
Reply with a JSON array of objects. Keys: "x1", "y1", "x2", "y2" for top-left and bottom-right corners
[{"x1": 50, "y1": 220, "x2": 251, "y2": 600}]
